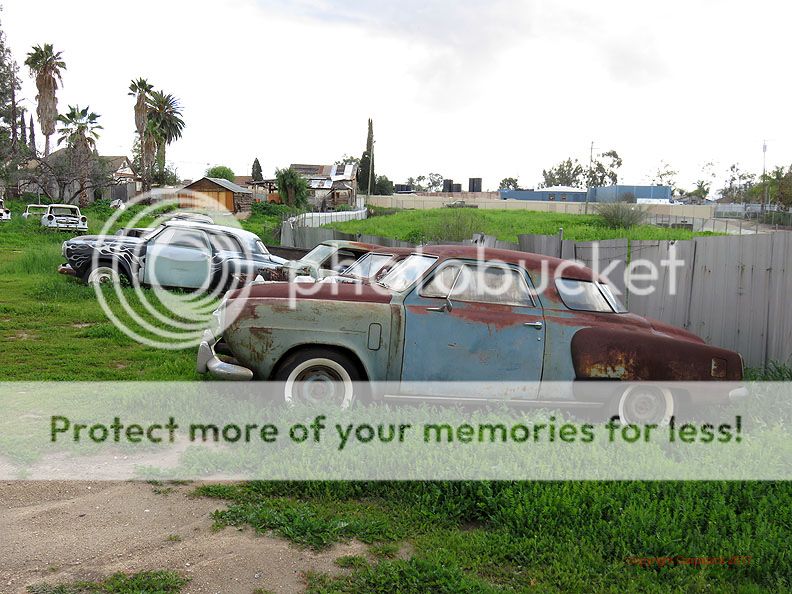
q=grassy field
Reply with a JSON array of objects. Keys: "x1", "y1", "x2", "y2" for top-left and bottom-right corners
[
  {"x1": 2, "y1": 201, "x2": 791, "y2": 593},
  {"x1": 328, "y1": 208, "x2": 720, "y2": 243}
]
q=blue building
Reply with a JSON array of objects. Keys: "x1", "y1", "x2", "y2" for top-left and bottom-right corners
[
  {"x1": 500, "y1": 186, "x2": 588, "y2": 202},
  {"x1": 500, "y1": 184, "x2": 672, "y2": 203},
  {"x1": 587, "y1": 185, "x2": 672, "y2": 203}
]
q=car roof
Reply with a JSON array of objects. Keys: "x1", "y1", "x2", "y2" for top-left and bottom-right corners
[
  {"x1": 48, "y1": 203, "x2": 80, "y2": 209},
  {"x1": 415, "y1": 245, "x2": 597, "y2": 281},
  {"x1": 163, "y1": 219, "x2": 259, "y2": 242},
  {"x1": 26, "y1": 204, "x2": 47, "y2": 208}
]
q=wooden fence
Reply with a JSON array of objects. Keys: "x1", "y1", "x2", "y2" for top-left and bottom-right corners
[{"x1": 280, "y1": 226, "x2": 792, "y2": 368}]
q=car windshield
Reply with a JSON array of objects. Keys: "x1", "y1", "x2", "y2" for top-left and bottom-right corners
[
  {"x1": 378, "y1": 255, "x2": 438, "y2": 292},
  {"x1": 51, "y1": 207, "x2": 79, "y2": 216},
  {"x1": 300, "y1": 244, "x2": 336, "y2": 266},
  {"x1": 342, "y1": 253, "x2": 393, "y2": 279},
  {"x1": 555, "y1": 278, "x2": 626, "y2": 313}
]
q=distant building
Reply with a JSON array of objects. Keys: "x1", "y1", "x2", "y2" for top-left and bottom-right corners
[
  {"x1": 501, "y1": 184, "x2": 673, "y2": 203},
  {"x1": 179, "y1": 177, "x2": 253, "y2": 212},
  {"x1": 290, "y1": 163, "x2": 358, "y2": 210},
  {"x1": 587, "y1": 185, "x2": 672, "y2": 203},
  {"x1": 500, "y1": 185, "x2": 587, "y2": 202}
]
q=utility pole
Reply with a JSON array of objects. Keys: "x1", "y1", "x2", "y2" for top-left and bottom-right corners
[
  {"x1": 584, "y1": 140, "x2": 596, "y2": 214},
  {"x1": 762, "y1": 140, "x2": 768, "y2": 215}
]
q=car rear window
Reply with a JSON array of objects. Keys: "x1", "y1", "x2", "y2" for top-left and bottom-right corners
[{"x1": 555, "y1": 278, "x2": 626, "y2": 313}]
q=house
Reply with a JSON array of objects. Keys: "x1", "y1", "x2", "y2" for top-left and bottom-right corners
[
  {"x1": 290, "y1": 163, "x2": 358, "y2": 209},
  {"x1": 179, "y1": 177, "x2": 253, "y2": 212},
  {"x1": 18, "y1": 149, "x2": 140, "y2": 203}
]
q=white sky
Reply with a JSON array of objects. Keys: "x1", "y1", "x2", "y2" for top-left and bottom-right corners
[{"x1": 4, "y1": 0, "x2": 791, "y2": 192}]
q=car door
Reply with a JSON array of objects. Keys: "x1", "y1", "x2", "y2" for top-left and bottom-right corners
[
  {"x1": 400, "y1": 260, "x2": 545, "y2": 400},
  {"x1": 144, "y1": 227, "x2": 212, "y2": 289}
]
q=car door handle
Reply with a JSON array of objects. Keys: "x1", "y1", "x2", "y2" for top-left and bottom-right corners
[
  {"x1": 426, "y1": 306, "x2": 446, "y2": 313},
  {"x1": 524, "y1": 321, "x2": 543, "y2": 329}
]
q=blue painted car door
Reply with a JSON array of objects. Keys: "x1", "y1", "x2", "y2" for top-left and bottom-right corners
[
  {"x1": 144, "y1": 227, "x2": 212, "y2": 289},
  {"x1": 400, "y1": 260, "x2": 544, "y2": 400}
]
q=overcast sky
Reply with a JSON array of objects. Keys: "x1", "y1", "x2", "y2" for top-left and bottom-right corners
[{"x1": 4, "y1": 0, "x2": 791, "y2": 192}]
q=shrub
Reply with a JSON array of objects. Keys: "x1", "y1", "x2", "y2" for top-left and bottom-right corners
[{"x1": 595, "y1": 202, "x2": 647, "y2": 229}]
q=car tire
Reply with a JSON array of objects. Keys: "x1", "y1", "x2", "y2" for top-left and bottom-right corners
[
  {"x1": 84, "y1": 264, "x2": 129, "y2": 286},
  {"x1": 274, "y1": 348, "x2": 364, "y2": 409},
  {"x1": 615, "y1": 385, "x2": 674, "y2": 425}
]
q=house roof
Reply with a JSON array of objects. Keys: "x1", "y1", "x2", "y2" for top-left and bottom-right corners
[
  {"x1": 185, "y1": 177, "x2": 252, "y2": 194},
  {"x1": 290, "y1": 163, "x2": 358, "y2": 182},
  {"x1": 233, "y1": 175, "x2": 253, "y2": 187},
  {"x1": 101, "y1": 155, "x2": 134, "y2": 173}
]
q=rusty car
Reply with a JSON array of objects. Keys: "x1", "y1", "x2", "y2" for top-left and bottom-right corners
[
  {"x1": 197, "y1": 245, "x2": 746, "y2": 424},
  {"x1": 289, "y1": 247, "x2": 414, "y2": 285},
  {"x1": 261, "y1": 239, "x2": 381, "y2": 281}
]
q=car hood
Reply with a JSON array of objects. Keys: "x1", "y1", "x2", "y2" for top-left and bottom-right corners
[
  {"x1": 229, "y1": 281, "x2": 393, "y2": 304},
  {"x1": 67, "y1": 234, "x2": 144, "y2": 247}
]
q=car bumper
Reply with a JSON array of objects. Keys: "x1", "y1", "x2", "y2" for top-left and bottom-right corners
[
  {"x1": 196, "y1": 328, "x2": 253, "y2": 381},
  {"x1": 58, "y1": 263, "x2": 77, "y2": 277}
]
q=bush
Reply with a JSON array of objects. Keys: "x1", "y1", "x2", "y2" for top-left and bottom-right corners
[
  {"x1": 595, "y1": 202, "x2": 647, "y2": 229},
  {"x1": 250, "y1": 201, "x2": 297, "y2": 218}
]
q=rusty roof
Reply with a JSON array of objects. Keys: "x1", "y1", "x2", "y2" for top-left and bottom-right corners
[{"x1": 416, "y1": 245, "x2": 597, "y2": 281}]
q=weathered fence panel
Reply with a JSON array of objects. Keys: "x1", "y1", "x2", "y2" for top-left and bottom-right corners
[
  {"x1": 626, "y1": 240, "x2": 696, "y2": 331},
  {"x1": 765, "y1": 232, "x2": 792, "y2": 365},
  {"x1": 574, "y1": 239, "x2": 628, "y2": 297},
  {"x1": 686, "y1": 235, "x2": 774, "y2": 367},
  {"x1": 518, "y1": 234, "x2": 561, "y2": 258}
]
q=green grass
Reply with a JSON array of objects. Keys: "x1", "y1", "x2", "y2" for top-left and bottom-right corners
[
  {"x1": 328, "y1": 209, "x2": 720, "y2": 243},
  {"x1": 197, "y1": 480, "x2": 792, "y2": 592},
  {"x1": 26, "y1": 571, "x2": 187, "y2": 594}
]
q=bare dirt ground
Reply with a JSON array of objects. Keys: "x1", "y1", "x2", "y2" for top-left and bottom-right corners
[{"x1": 0, "y1": 481, "x2": 367, "y2": 594}]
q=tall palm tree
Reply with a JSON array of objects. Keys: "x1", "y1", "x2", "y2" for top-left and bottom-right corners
[
  {"x1": 57, "y1": 105, "x2": 102, "y2": 207},
  {"x1": 147, "y1": 90, "x2": 185, "y2": 183},
  {"x1": 128, "y1": 78, "x2": 153, "y2": 191},
  {"x1": 24, "y1": 44, "x2": 66, "y2": 157}
]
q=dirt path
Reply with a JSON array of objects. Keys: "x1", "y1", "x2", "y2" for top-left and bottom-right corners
[{"x1": 0, "y1": 481, "x2": 367, "y2": 594}]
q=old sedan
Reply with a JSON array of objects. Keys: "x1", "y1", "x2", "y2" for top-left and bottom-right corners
[
  {"x1": 41, "y1": 204, "x2": 88, "y2": 232},
  {"x1": 60, "y1": 220, "x2": 286, "y2": 289},
  {"x1": 197, "y1": 245, "x2": 745, "y2": 423},
  {"x1": 262, "y1": 240, "x2": 381, "y2": 281}
]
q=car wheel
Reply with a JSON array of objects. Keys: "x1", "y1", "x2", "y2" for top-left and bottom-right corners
[
  {"x1": 85, "y1": 265, "x2": 126, "y2": 286},
  {"x1": 616, "y1": 385, "x2": 674, "y2": 425},
  {"x1": 275, "y1": 348, "x2": 363, "y2": 409}
]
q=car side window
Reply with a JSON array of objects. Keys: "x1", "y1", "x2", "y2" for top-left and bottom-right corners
[
  {"x1": 153, "y1": 228, "x2": 210, "y2": 251},
  {"x1": 208, "y1": 233, "x2": 242, "y2": 253},
  {"x1": 422, "y1": 262, "x2": 534, "y2": 307}
]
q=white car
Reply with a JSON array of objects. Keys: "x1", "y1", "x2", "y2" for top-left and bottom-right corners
[
  {"x1": 110, "y1": 199, "x2": 126, "y2": 211},
  {"x1": 22, "y1": 204, "x2": 48, "y2": 220},
  {"x1": 41, "y1": 204, "x2": 88, "y2": 232},
  {"x1": 0, "y1": 199, "x2": 10, "y2": 222}
]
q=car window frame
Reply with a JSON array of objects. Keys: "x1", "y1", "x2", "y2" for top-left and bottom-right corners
[
  {"x1": 554, "y1": 278, "x2": 621, "y2": 313},
  {"x1": 418, "y1": 259, "x2": 538, "y2": 308}
]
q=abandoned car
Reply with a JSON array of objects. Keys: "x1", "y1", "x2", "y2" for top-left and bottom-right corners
[
  {"x1": 41, "y1": 204, "x2": 88, "y2": 232},
  {"x1": 59, "y1": 220, "x2": 286, "y2": 289},
  {"x1": 197, "y1": 245, "x2": 745, "y2": 424},
  {"x1": 286, "y1": 248, "x2": 414, "y2": 285},
  {"x1": 22, "y1": 203, "x2": 48, "y2": 220},
  {"x1": 0, "y1": 198, "x2": 10, "y2": 222},
  {"x1": 261, "y1": 240, "x2": 381, "y2": 281}
]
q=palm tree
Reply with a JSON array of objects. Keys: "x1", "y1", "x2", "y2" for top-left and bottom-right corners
[
  {"x1": 24, "y1": 44, "x2": 66, "y2": 157},
  {"x1": 57, "y1": 105, "x2": 102, "y2": 207},
  {"x1": 128, "y1": 78, "x2": 153, "y2": 191},
  {"x1": 147, "y1": 90, "x2": 184, "y2": 183}
]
